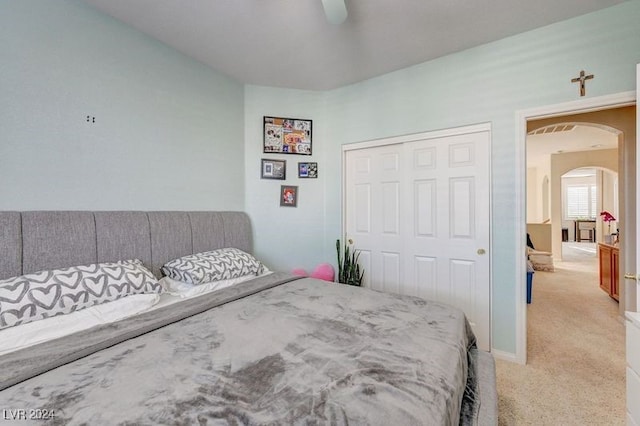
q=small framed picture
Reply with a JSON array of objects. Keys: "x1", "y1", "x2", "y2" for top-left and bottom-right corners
[
  {"x1": 280, "y1": 185, "x2": 298, "y2": 207},
  {"x1": 298, "y1": 162, "x2": 318, "y2": 178},
  {"x1": 261, "y1": 159, "x2": 286, "y2": 180}
]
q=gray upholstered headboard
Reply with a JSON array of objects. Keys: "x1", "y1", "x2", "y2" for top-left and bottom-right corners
[{"x1": 0, "y1": 211, "x2": 252, "y2": 280}]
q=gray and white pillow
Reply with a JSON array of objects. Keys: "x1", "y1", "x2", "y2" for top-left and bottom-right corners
[
  {"x1": 0, "y1": 259, "x2": 161, "y2": 330},
  {"x1": 161, "y1": 248, "x2": 265, "y2": 285}
]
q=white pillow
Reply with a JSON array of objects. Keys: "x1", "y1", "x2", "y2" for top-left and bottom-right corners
[
  {"x1": 0, "y1": 293, "x2": 160, "y2": 355},
  {"x1": 159, "y1": 269, "x2": 272, "y2": 299}
]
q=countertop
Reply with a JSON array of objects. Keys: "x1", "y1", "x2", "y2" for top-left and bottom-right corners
[{"x1": 598, "y1": 242, "x2": 619, "y2": 249}]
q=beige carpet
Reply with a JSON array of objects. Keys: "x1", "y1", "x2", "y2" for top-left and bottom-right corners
[{"x1": 496, "y1": 243, "x2": 626, "y2": 425}]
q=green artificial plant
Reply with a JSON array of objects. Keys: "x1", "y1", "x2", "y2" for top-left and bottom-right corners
[{"x1": 336, "y1": 237, "x2": 364, "y2": 286}]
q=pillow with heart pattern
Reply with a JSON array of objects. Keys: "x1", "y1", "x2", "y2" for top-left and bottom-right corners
[
  {"x1": 0, "y1": 259, "x2": 162, "y2": 330},
  {"x1": 162, "y1": 248, "x2": 266, "y2": 285}
]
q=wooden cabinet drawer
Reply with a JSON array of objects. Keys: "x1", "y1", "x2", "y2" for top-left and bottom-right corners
[
  {"x1": 628, "y1": 367, "x2": 640, "y2": 425},
  {"x1": 628, "y1": 319, "x2": 640, "y2": 374}
]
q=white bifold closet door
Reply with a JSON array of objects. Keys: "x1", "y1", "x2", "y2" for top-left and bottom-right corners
[{"x1": 344, "y1": 128, "x2": 491, "y2": 351}]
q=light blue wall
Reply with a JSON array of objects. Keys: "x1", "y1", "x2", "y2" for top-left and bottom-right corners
[
  {"x1": 244, "y1": 86, "x2": 328, "y2": 273},
  {"x1": 245, "y1": 1, "x2": 640, "y2": 355},
  {"x1": 0, "y1": 0, "x2": 245, "y2": 210},
  {"x1": 2, "y1": 0, "x2": 638, "y2": 356}
]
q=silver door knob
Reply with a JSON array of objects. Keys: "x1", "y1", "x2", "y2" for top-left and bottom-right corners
[
  {"x1": 477, "y1": 248, "x2": 486, "y2": 255},
  {"x1": 624, "y1": 273, "x2": 639, "y2": 281}
]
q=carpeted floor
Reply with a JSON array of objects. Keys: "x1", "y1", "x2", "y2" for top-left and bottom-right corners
[{"x1": 496, "y1": 243, "x2": 626, "y2": 425}]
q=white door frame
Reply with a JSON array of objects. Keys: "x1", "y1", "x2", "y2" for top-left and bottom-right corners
[{"x1": 514, "y1": 91, "x2": 636, "y2": 364}]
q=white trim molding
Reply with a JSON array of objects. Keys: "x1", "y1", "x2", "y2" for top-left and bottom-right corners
[
  {"x1": 491, "y1": 348, "x2": 519, "y2": 364},
  {"x1": 342, "y1": 122, "x2": 492, "y2": 152}
]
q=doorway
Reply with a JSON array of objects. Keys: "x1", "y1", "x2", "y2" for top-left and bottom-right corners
[
  {"x1": 527, "y1": 123, "x2": 620, "y2": 254},
  {"x1": 515, "y1": 93, "x2": 636, "y2": 364},
  {"x1": 526, "y1": 122, "x2": 622, "y2": 341}
]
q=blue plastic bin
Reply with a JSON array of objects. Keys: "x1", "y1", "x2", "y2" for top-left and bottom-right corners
[{"x1": 526, "y1": 271, "x2": 534, "y2": 304}]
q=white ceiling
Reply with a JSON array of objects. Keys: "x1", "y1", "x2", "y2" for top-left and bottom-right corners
[
  {"x1": 527, "y1": 124, "x2": 619, "y2": 169},
  {"x1": 81, "y1": 0, "x2": 626, "y2": 90}
]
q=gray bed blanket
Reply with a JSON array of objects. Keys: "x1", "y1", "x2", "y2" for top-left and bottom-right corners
[{"x1": 0, "y1": 273, "x2": 478, "y2": 425}]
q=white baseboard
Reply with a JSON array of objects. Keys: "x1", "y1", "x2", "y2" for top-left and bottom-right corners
[{"x1": 491, "y1": 348, "x2": 522, "y2": 364}]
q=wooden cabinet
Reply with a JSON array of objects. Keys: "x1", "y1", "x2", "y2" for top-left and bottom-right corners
[{"x1": 598, "y1": 243, "x2": 619, "y2": 301}]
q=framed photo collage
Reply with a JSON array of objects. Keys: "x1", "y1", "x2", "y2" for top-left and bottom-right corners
[{"x1": 261, "y1": 116, "x2": 317, "y2": 207}]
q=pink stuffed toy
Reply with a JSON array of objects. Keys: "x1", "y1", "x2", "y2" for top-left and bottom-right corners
[
  {"x1": 292, "y1": 264, "x2": 335, "y2": 282},
  {"x1": 310, "y1": 263, "x2": 335, "y2": 282}
]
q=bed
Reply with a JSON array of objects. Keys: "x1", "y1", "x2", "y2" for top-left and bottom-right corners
[{"x1": 0, "y1": 211, "x2": 497, "y2": 425}]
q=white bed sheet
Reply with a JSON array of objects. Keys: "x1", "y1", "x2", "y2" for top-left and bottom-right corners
[
  {"x1": 0, "y1": 272, "x2": 272, "y2": 355},
  {"x1": 157, "y1": 271, "x2": 272, "y2": 301},
  {"x1": 0, "y1": 294, "x2": 160, "y2": 355}
]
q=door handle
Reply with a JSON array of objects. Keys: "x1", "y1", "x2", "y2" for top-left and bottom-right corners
[
  {"x1": 477, "y1": 248, "x2": 486, "y2": 255},
  {"x1": 624, "y1": 273, "x2": 640, "y2": 281}
]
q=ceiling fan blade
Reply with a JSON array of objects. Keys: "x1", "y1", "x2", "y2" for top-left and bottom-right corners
[{"x1": 321, "y1": 0, "x2": 347, "y2": 25}]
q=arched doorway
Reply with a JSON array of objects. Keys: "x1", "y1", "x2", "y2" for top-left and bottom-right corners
[{"x1": 527, "y1": 123, "x2": 620, "y2": 258}]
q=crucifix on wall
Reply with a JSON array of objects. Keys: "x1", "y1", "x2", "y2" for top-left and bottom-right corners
[{"x1": 571, "y1": 70, "x2": 594, "y2": 96}]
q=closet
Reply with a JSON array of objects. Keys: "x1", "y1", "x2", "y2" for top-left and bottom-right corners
[{"x1": 342, "y1": 124, "x2": 492, "y2": 350}]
